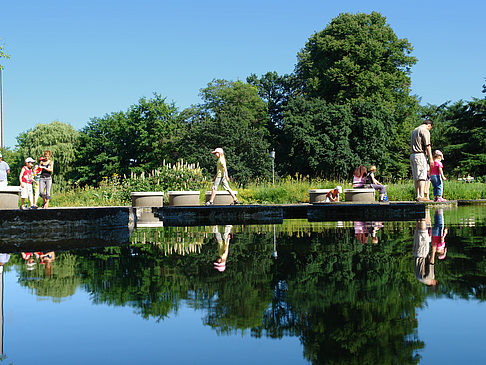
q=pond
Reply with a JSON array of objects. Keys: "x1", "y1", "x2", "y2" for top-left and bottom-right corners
[{"x1": 0, "y1": 205, "x2": 485, "y2": 364}]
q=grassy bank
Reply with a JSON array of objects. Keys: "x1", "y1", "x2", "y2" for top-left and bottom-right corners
[{"x1": 47, "y1": 176, "x2": 486, "y2": 207}]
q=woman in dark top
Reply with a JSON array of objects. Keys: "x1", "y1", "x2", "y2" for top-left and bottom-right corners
[{"x1": 39, "y1": 150, "x2": 54, "y2": 208}]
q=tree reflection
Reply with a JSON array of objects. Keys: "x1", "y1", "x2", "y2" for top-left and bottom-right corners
[{"x1": 9, "y1": 213, "x2": 486, "y2": 364}]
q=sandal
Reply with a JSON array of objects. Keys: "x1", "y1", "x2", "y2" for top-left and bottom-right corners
[{"x1": 205, "y1": 201, "x2": 213, "y2": 206}]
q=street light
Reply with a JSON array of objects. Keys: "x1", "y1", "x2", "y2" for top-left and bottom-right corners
[{"x1": 270, "y1": 148, "x2": 275, "y2": 185}]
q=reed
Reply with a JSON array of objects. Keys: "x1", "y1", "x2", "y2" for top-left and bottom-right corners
[{"x1": 49, "y1": 175, "x2": 485, "y2": 207}]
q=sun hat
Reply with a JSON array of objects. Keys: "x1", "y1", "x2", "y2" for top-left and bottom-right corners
[
  {"x1": 434, "y1": 150, "x2": 444, "y2": 159},
  {"x1": 25, "y1": 157, "x2": 35, "y2": 163},
  {"x1": 214, "y1": 261, "x2": 226, "y2": 272},
  {"x1": 211, "y1": 148, "x2": 224, "y2": 155}
]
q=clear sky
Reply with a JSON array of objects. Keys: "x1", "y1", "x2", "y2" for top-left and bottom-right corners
[{"x1": 0, "y1": 0, "x2": 484, "y2": 149}]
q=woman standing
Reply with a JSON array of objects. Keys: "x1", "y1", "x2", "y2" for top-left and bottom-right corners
[
  {"x1": 39, "y1": 150, "x2": 54, "y2": 208},
  {"x1": 206, "y1": 148, "x2": 239, "y2": 205}
]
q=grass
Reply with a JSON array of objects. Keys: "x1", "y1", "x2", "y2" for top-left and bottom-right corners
[{"x1": 46, "y1": 176, "x2": 486, "y2": 207}]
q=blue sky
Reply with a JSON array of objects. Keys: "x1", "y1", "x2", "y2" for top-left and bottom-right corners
[{"x1": 0, "y1": 0, "x2": 484, "y2": 149}]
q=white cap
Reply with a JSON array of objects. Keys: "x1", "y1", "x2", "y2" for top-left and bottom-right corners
[
  {"x1": 0, "y1": 153, "x2": 2, "y2": 157},
  {"x1": 211, "y1": 148, "x2": 224, "y2": 155},
  {"x1": 335, "y1": 186, "x2": 343, "y2": 193},
  {"x1": 25, "y1": 157, "x2": 35, "y2": 163}
]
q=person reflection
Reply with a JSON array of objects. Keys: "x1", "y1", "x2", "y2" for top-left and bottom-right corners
[
  {"x1": 213, "y1": 225, "x2": 233, "y2": 272},
  {"x1": 413, "y1": 211, "x2": 438, "y2": 286},
  {"x1": 22, "y1": 252, "x2": 37, "y2": 271},
  {"x1": 354, "y1": 221, "x2": 383, "y2": 244},
  {"x1": 432, "y1": 209, "x2": 447, "y2": 260},
  {"x1": 39, "y1": 252, "x2": 55, "y2": 276},
  {"x1": 354, "y1": 221, "x2": 368, "y2": 244},
  {"x1": 0, "y1": 253, "x2": 10, "y2": 274}
]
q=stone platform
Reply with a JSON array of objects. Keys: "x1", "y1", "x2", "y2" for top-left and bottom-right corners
[
  {"x1": 156, "y1": 202, "x2": 424, "y2": 226},
  {"x1": 0, "y1": 207, "x2": 135, "y2": 251}
]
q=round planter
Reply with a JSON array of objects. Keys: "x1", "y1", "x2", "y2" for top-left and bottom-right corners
[
  {"x1": 205, "y1": 191, "x2": 238, "y2": 205},
  {"x1": 308, "y1": 189, "x2": 332, "y2": 203},
  {"x1": 131, "y1": 191, "x2": 164, "y2": 207},
  {"x1": 0, "y1": 186, "x2": 21, "y2": 209},
  {"x1": 344, "y1": 188, "x2": 375, "y2": 202},
  {"x1": 167, "y1": 191, "x2": 200, "y2": 206}
]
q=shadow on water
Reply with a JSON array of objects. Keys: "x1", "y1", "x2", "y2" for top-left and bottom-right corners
[{"x1": 0, "y1": 205, "x2": 484, "y2": 363}]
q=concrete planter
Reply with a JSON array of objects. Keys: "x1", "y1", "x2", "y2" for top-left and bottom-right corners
[
  {"x1": 308, "y1": 189, "x2": 332, "y2": 203},
  {"x1": 0, "y1": 186, "x2": 21, "y2": 209},
  {"x1": 344, "y1": 188, "x2": 375, "y2": 202},
  {"x1": 167, "y1": 191, "x2": 200, "y2": 206},
  {"x1": 135, "y1": 207, "x2": 164, "y2": 228},
  {"x1": 205, "y1": 191, "x2": 238, "y2": 205},
  {"x1": 131, "y1": 192, "x2": 164, "y2": 207}
]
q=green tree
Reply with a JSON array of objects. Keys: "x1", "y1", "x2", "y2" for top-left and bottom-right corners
[
  {"x1": 295, "y1": 12, "x2": 416, "y2": 104},
  {"x1": 16, "y1": 121, "x2": 79, "y2": 183},
  {"x1": 74, "y1": 94, "x2": 182, "y2": 185},
  {"x1": 445, "y1": 98, "x2": 486, "y2": 177},
  {"x1": 179, "y1": 80, "x2": 272, "y2": 183},
  {"x1": 0, "y1": 41, "x2": 9, "y2": 68},
  {"x1": 283, "y1": 12, "x2": 419, "y2": 179}
]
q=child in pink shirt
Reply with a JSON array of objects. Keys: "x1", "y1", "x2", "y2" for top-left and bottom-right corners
[{"x1": 430, "y1": 150, "x2": 447, "y2": 202}]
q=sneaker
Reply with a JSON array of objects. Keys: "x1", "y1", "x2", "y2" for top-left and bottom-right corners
[
  {"x1": 19, "y1": 205, "x2": 25, "y2": 210},
  {"x1": 31, "y1": 205, "x2": 38, "y2": 210},
  {"x1": 205, "y1": 201, "x2": 213, "y2": 206},
  {"x1": 437, "y1": 197, "x2": 447, "y2": 202},
  {"x1": 232, "y1": 200, "x2": 239, "y2": 205}
]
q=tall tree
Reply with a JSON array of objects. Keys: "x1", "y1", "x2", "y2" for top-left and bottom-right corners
[
  {"x1": 179, "y1": 80, "x2": 272, "y2": 183},
  {"x1": 284, "y1": 12, "x2": 419, "y2": 179},
  {"x1": 16, "y1": 121, "x2": 79, "y2": 183},
  {"x1": 295, "y1": 12, "x2": 417, "y2": 104},
  {"x1": 74, "y1": 94, "x2": 182, "y2": 185}
]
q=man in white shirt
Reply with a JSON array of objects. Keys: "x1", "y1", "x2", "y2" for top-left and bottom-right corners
[{"x1": 0, "y1": 153, "x2": 10, "y2": 188}]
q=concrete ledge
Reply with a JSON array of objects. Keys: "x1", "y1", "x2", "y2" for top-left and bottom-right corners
[
  {"x1": 344, "y1": 188, "x2": 375, "y2": 202},
  {"x1": 0, "y1": 186, "x2": 21, "y2": 209},
  {"x1": 0, "y1": 207, "x2": 135, "y2": 251},
  {"x1": 205, "y1": 190, "x2": 238, "y2": 205},
  {"x1": 308, "y1": 189, "x2": 331, "y2": 203},
  {"x1": 167, "y1": 191, "x2": 200, "y2": 206},
  {"x1": 131, "y1": 191, "x2": 164, "y2": 207},
  {"x1": 308, "y1": 202, "x2": 424, "y2": 222}
]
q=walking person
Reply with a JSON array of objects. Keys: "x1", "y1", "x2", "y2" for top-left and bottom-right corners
[
  {"x1": 206, "y1": 148, "x2": 239, "y2": 206},
  {"x1": 410, "y1": 119, "x2": 434, "y2": 201},
  {"x1": 0, "y1": 152, "x2": 10, "y2": 188},
  {"x1": 430, "y1": 150, "x2": 447, "y2": 202},
  {"x1": 39, "y1": 150, "x2": 54, "y2": 208},
  {"x1": 19, "y1": 157, "x2": 36, "y2": 209}
]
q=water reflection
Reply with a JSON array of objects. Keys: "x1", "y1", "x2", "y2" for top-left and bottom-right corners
[
  {"x1": 213, "y1": 225, "x2": 233, "y2": 272},
  {"x1": 0, "y1": 206, "x2": 485, "y2": 363}
]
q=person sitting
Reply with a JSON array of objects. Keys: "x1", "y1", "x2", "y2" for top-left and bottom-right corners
[
  {"x1": 353, "y1": 165, "x2": 367, "y2": 188},
  {"x1": 325, "y1": 186, "x2": 342, "y2": 202},
  {"x1": 366, "y1": 165, "x2": 388, "y2": 202}
]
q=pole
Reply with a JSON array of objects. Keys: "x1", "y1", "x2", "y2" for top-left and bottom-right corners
[
  {"x1": 270, "y1": 149, "x2": 275, "y2": 185},
  {"x1": 0, "y1": 67, "x2": 3, "y2": 149}
]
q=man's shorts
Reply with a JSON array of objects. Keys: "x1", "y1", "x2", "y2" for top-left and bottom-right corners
[
  {"x1": 20, "y1": 183, "x2": 33, "y2": 199},
  {"x1": 410, "y1": 153, "x2": 427, "y2": 181},
  {"x1": 212, "y1": 176, "x2": 230, "y2": 191}
]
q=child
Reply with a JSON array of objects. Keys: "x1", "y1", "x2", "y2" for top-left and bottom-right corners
[
  {"x1": 430, "y1": 150, "x2": 447, "y2": 202},
  {"x1": 32, "y1": 157, "x2": 44, "y2": 207},
  {"x1": 19, "y1": 157, "x2": 36, "y2": 210},
  {"x1": 325, "y1": 186, "x2": 342, "y2": 202},
  {"x1": 206, "y1": 148, "x2": 239, "y2": 205}
]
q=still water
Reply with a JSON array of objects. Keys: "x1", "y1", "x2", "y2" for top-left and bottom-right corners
[{"x1": 1, "y1": 206, "x2": 485, "y2": 364}]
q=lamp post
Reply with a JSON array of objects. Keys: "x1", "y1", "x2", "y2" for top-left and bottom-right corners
[
  {"x1": 270, "y1": 148, "x2": 275, "y2": 185},
  {"x1": 0, "y1": 67, "x2": 3, "y2": 149}
]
